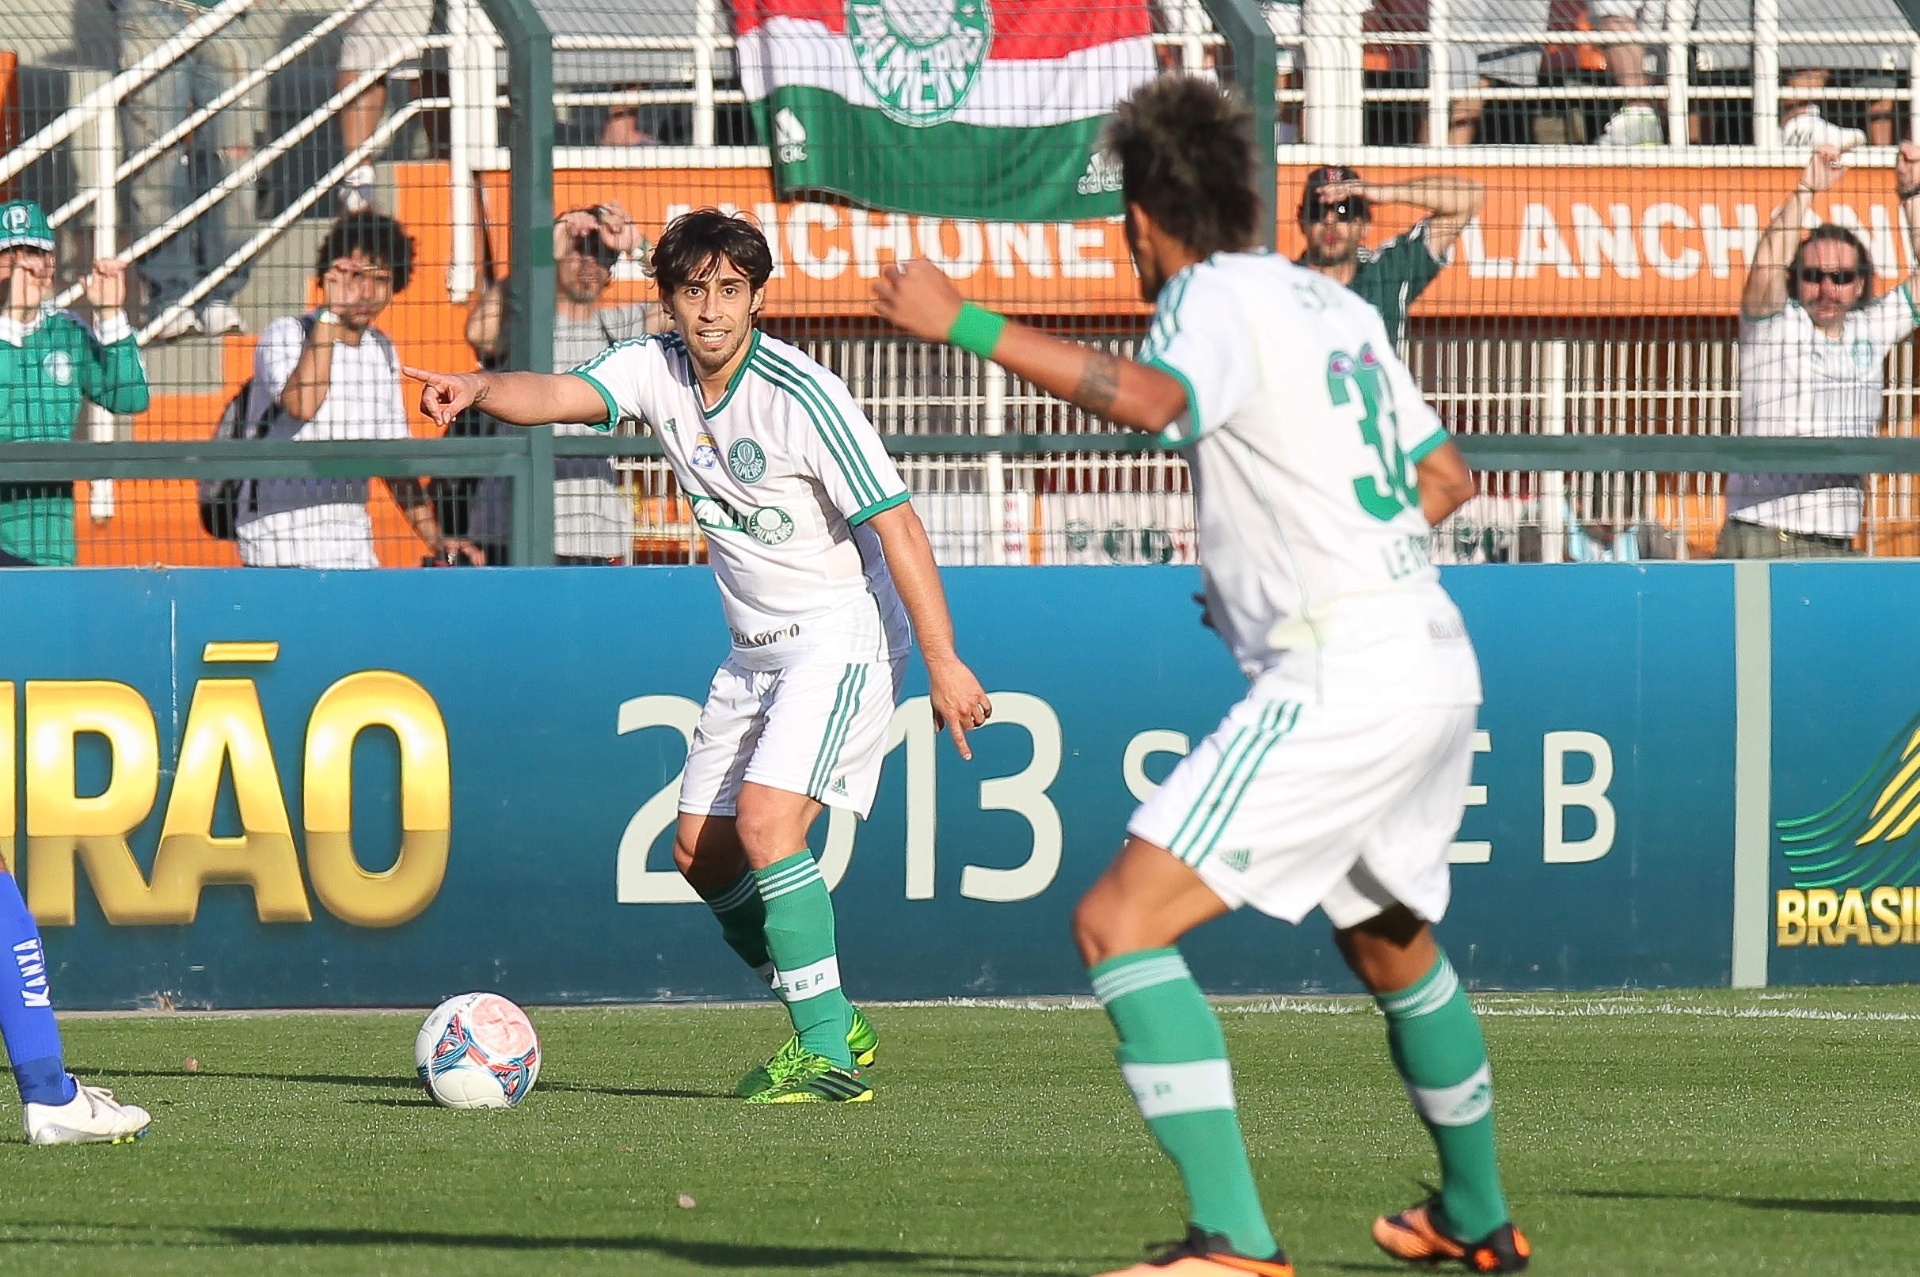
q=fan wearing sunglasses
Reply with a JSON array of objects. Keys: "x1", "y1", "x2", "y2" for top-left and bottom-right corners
[
  {"x1": 1722, "y1": 141, "x2": 1920, "y2": 559},
  {"x1": 1295, "y1": 165, "x2": 1485, "y2": 350}
]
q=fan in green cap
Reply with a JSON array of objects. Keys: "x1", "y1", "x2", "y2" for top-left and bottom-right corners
[
  {"x1": 0, "y1": 199, "x2": 148, "y2": 567},
  {"x1": 0, "y1": 200, "x2": 56, "y2": 253}
]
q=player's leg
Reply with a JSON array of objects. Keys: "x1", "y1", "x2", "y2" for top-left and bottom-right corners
[
  {"x1": 731, "y1": 780, "x2": 859, "y2": 1066},
  {"x1": 0, "y1": 867, "x2": 149, "y2": 1145},
  {"x1": 673, "y1": 811, "x2": 769, "y2": 988},
  {"x1": 729, "y1": 658, "x2": 903, "y2": 1103},
  {"x1": 1339, "y1": 908, "x2": 1525, "y2": 1270},
  {"x1": 673, "y1": 663, "x2": 774, "y2": 990},
  {"x1": 1075, "y1": 838, "x2": 1291, "y2": 1274},
  {"x1": 1327, "y1": 705, "x2": 1528, "y2": 1272}
]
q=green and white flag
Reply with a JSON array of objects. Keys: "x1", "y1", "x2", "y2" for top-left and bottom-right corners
[{"x1": 737, "y1": 0, "x2": 1157, "y2": 222}]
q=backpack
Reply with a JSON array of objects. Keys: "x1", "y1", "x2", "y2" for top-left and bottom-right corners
[{"x1": 197, "y1": 314, "x2": 321, "y2": 540}]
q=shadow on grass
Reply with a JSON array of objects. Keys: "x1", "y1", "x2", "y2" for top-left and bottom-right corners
[
  {"x1": 71, "y1": 1066, "x2": 721, "y2": 1102},
  {"x1": 6, "y1": 1222, "x2": 1046, "y2": 1273},
  {"x1": 1576, "y1": 1189, "x2": 1920, "y2": 1217}
]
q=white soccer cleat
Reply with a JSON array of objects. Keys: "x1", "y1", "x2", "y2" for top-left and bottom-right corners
[
  {"x1": 24, "y1": 1079, "x2": 151, "y2": 1146},
  {"x1": 148, "y1": 306, "x2": 204, "y2": 342},
  {"x1": 1595, "y1": 104, "x2": 1663, "y2": 147},
  {"x1": 1781, "y1": 109, "x2": 1865, "y2": 151},
  {"x1": 200, "y1": 301, "x2": 248, "y2": 336}
]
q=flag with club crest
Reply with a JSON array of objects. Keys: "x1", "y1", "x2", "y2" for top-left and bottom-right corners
[{"x1": 736, "y1": 0, "x2": 1157, "y2": 222}]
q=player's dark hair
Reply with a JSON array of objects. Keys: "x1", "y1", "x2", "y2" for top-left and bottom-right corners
[
  {"x1": 1105, "y1": 76, "x2": 1262, "y2": 258},
  {"x1": 1791, "y1": 224, "x2": 1875, "y2": 309},
  {"x1": 651, "y1": 209, "x2": 774, "y2": 296},
  {"x1": 314, "y1": 211, "x2": 414, "y2": 293}
]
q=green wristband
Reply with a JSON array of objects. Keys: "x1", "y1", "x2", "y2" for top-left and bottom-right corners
[{"x1": 948, "y1": 302, "x2": 1007, "y2": 359}]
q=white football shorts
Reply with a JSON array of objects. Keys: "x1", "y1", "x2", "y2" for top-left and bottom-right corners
[
  {"x1": 1128, "y1": 690, "x2": 1480, "y2": 929},
  {"x1": 678, "y1": 655, "x2": 907, "y2": 819}
]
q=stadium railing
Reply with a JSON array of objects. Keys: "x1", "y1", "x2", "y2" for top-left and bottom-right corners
[{"x1": 6, "y1": 0, "x2": 1920, "y2": 569}]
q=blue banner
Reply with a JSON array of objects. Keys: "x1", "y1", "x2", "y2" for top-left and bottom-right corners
[
  {"x1": 1, "y1": 564, "x2": 1739, "y2": 1008},
  {"x1": 1769, "y1": 563, "x2": 1920, "y2": 983}
]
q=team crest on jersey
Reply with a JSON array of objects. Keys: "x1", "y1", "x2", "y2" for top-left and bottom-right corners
[
  {"x1": 41, "y1": 351, "x2": 73, "y2": 386},
  {"x1": 1853, "y1": 338, "x2": 1876, "y2": 373},
  {"x1": 728, "y1": 437, "x2": 767, "y2": 483},
  {"x1": 691, "y1": 430, "x2": 721, "y2": 471},
  {"x1": 745, "y1": 506, "x2": 795, "y2": 545},
  {"x1": 846, "y1": 0, "x2": 992, "y2": 127}
]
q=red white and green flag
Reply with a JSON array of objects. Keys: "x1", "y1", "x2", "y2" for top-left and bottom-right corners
[{"x1": 736, "y1": 0, "x2": 1157, "y2": 222}]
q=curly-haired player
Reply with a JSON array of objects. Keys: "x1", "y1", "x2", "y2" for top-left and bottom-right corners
[{"x1": 876, "y1": 77, "x2": 1527, "y2": 1275}]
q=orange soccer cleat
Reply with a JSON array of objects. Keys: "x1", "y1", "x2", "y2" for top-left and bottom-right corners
[
  {"x1": 1371, "y1": 1198, "x2": 1531, "y2": 1273},
  {"x1": 1093, "y1": 1225, "x2": 1295, "y2": 1277}
]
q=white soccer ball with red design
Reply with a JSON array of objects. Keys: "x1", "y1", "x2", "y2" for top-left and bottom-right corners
[{"x1": 414, "y1": 992, "x2": 541, "y2": 1109}]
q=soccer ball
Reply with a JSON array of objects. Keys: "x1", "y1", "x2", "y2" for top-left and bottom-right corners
[{"x1": 414, "y1": 992, "x2": 541, "y2": 1109}]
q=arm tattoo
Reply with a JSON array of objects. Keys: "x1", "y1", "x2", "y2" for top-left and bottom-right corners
[{"x1": 1072, "y1": 352, "x2": 1121, "y2": 415}]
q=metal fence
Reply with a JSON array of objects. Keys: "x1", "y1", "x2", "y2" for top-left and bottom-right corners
[{"x1": 4, "y1": 0, "x2": 1920, "y2": 570}]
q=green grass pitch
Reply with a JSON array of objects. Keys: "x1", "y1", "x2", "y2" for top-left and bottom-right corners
[{"x1": 3, "y1": 989, "x2": 1917, "y2": 1274}]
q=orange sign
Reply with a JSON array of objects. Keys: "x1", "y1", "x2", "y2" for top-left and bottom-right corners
[
  {"x1": 395, "y1": 160, "x2": 1916, "y2": 321},
  {"x1": 1280, "y1": 164, "x2": 1919, "y2": 317}
]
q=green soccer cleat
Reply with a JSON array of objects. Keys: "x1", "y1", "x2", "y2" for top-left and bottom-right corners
[
  {"x1": 734, "y1": 1007, "x2": 878, "y2": 1098},
  {"x1": 743, "y1": 1049, "x2": 873, "y2": 1105}
]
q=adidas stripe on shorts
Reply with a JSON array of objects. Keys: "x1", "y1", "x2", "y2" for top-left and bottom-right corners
[
  {"x1": 1127, "y1": 687, "x2": 1480, "y2": 928},
  {"x1": 678, "y1": 654, "x2": 908, "y2": 819}
]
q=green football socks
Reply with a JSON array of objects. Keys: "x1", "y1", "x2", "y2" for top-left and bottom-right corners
[
  {"x1": 755, "y1": 851, "x2": 856, "y2": 1069},
  {"x1": 1090, "y1": 947, "x2": 1277, "y2": 1259},
  {"x1": 698, "y1": 871, "x2": 775, "y2": 990},
  {"x1": 1376, "y1": 951, "x2": 1510, "y2": 1242}
]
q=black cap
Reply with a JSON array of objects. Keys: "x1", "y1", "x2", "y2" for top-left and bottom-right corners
[{"x1": 1301, "y1": 165, "x2": 1367, "y2": 218}]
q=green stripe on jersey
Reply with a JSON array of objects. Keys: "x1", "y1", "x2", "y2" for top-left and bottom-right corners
[
  {"x1": 749, "y1": 348, "x2": 887, "y2": 508},
  {"x1": 1408, "y1": 428, "x2": 1451, "y2": 464},
  {"x1": 749, "y1": 349, "x2": 884, "y2": 507},
  {"x1": 565, "y1": 371, "x2": 619, "y2": 432},
  {"x1": 1142, "y1": 358, "x2": 1203, "y2": 449},
  {"x1": 849, "y1": 491, "x2": 910, "y2": 527}
]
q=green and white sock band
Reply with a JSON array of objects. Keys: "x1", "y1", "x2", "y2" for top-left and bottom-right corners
[
  {"x1": 1377, "y1": 953, "x2": 1461, "y2": 1021},
  {"x1": 1121, "y1": 1059, "x2": 1237, "y2": 1119},
  {"x1": 1407, "y1": 1062, "x2": 1493, "y2": 1127},
  {"x1": 772, "y1": 955, "x2": 842, "y2": 1004},
  {"x1": 756, "y1": 855, "x2": 823, "y2": 904},
  {"x1": 1090, "y1": 949, "x2": 1193, "y2": 1006},
  {"x1": 704, "y1": 873, "x2": 760, "y2": 914}
]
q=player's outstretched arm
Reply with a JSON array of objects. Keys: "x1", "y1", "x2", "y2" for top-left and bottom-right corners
[
  {"x1": 873, "y1": 261, "x2": 1188, "y2": 432},
  {"x1": 863, "y1": 501, "x2": 991, "y2": 762},
  {"x1": 404, "y1": 366, "x2": 607, "y2": 429}
]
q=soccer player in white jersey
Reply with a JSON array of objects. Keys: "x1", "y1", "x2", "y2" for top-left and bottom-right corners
[
  {"x1": 407, "y1": 210, "x2": 990, "y2": 1104},
  {"x1": 876, "y1": 78, "x2": 1528, "y2": 1275}
]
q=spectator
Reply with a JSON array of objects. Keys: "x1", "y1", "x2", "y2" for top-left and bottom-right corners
[
  {"x1": 1587, "y1": 1, "x2": 1663, "y2": 146},
  {"x1": 0, "y1": 201, "x2": 149, "y2": 567},
  {"x1": 235, "y1": 212, "x2": 479, "y2": 568},
  {"x1": 457, "y1": 201, "x2": 660, "y2": 564},
  {"x1": 113, "y1": 0, "x2": 266, "y2": 339},
  {"x1": 1719, "y1": 143, "x2": 1920, "y2": 559},
  {"x1": 1601, "y1": 0, "x2": 1903, "y2": 148},
  {"x1": 334, "y1": 0, "x2": 435, "y2": 213},
  {"x1": 1295, "y1": 165, "x2": 1485, "y2": 349}
]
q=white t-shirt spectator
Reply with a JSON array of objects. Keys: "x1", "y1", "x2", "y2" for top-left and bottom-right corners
[
  {"x1": 235, "y1": 313, "x2": 411, "y2": 568},
  {"x1": 1729, "y1": 283, "x2": 1918, "y2": 539}
]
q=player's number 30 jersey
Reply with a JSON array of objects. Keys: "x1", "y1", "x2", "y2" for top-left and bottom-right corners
[
  {"x1": 1140, "y1": 254, "x2": 1479, "y2": 706},
  {"x1": 569, "y1": 331, "x2": 912, "y2": 670}
]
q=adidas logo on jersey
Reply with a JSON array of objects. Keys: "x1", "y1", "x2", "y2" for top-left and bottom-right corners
[
  {"x1": 830, "y1": 776, "x2": 849, "y2": 796},
  {"x1": 1218, "y1": 849, "x2": 1251, "y2": 872}
]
